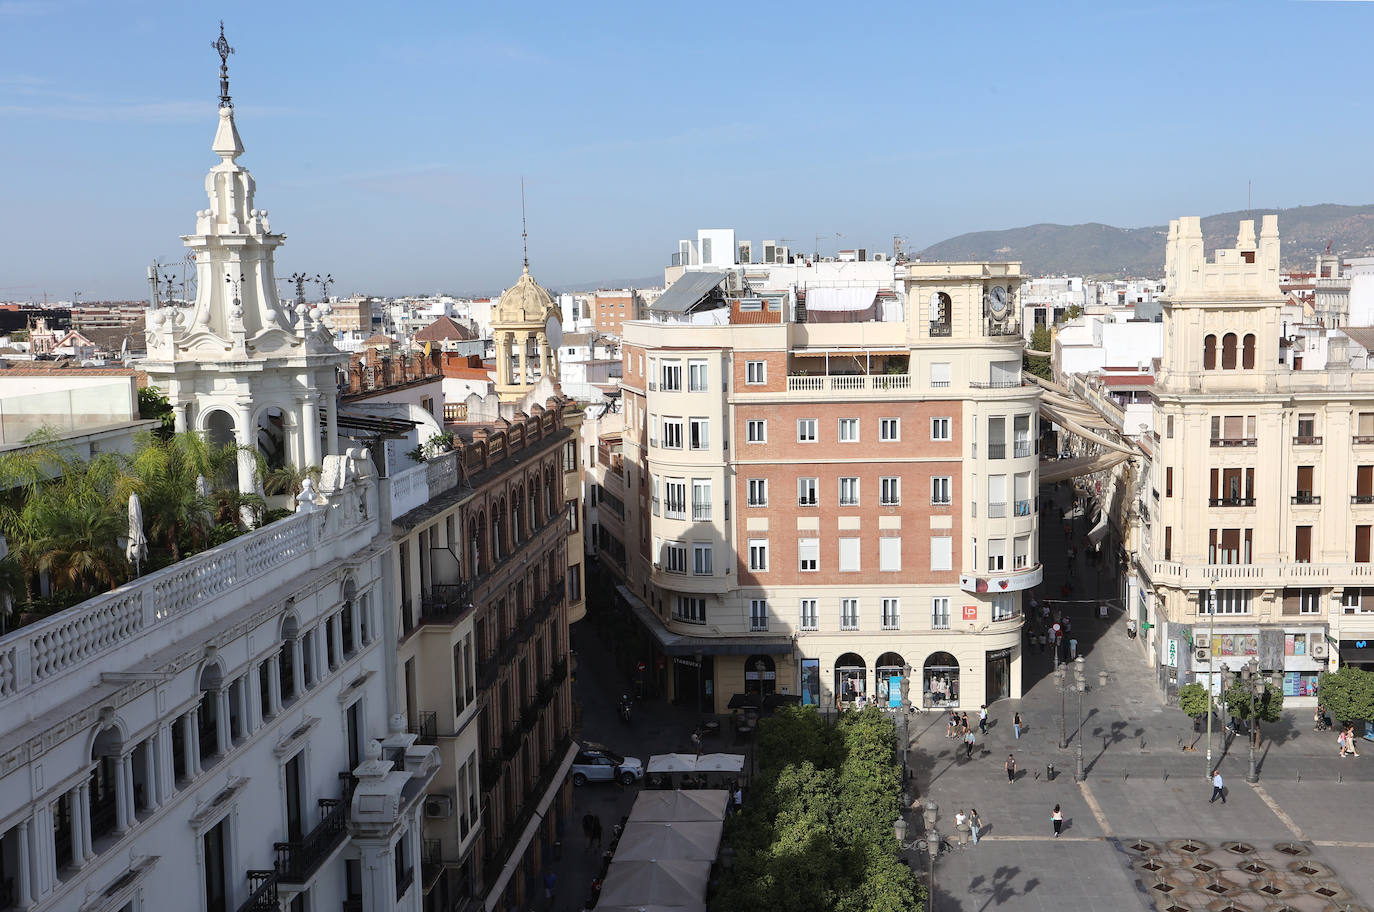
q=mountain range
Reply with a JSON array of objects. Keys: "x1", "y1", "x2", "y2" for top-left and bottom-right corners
[{"x1": 917, "y1": 203, "x2": 1374, "y2": 277}]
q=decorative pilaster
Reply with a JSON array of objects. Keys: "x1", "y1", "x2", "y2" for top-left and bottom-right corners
[
  {"x1": 14, "y1": 815, "x2": 33, "y2": 909},
  {"x1": 266, "y1": 655, "x2": 283, "y2": 716},
  {"x1": 216, "y1": 688, "x2": 233, "y2": 754},
  {"x1": 186, "y1": 708, "x2": 203, "y2": 778}
]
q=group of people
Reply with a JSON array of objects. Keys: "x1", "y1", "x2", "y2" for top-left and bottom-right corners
[
  {"x1": 578, "y1": 814, "x2": 628, "y2": 911},
  {"x1": 1028, "y1": 602, "x2": 1079, "y2": 663},
  {"x1": 1338, "y1": 724, "x2": 1363, "y2": 758}
]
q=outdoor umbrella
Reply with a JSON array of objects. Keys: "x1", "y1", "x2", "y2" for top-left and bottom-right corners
[
  {"x1": 647, "y1": 754, "x2": 699, "y2": 775},
  {"x1": 615, "y1": 821, "x2": 723, "y2": 862},
  {"x1": 726, "y1": 693, "x2": 761, "y2": 710},
  {"x1": 597, "y1": 859, "x2": 711, "y2": 908},
  {"x1": 628, "y1": 789, "x2": 729, "y2": 824},
  {"x1": 762, "y1": 693, "x2": 802, "y2": 711},
  {"x1": 694, "y1": 754, "x2": 745, "y2": 774},
  {"x1": 126, "y1": 493, "x2": 148, "y2": 576}
]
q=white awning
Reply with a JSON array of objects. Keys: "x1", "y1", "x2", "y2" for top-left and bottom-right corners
[
  {"x1": 804, "y1": 287, "x2": 878, "y2": 311},
  {"x1": 482, "y1": 741, "x2": 579, "y2": 910}
]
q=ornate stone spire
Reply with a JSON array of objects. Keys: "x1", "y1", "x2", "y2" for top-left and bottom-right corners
[{"x1": 213, "y1": 21, "x2": 234, "y2": 109}]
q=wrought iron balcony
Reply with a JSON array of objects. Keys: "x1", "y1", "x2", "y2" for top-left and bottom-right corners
[
  {"x1": 409, "y1": 710, "x2": 438, "y2": 745},
  {"x1": 238, "y1": 870, "x2": 279, "y2": 912},
  {"x1": 420, "y1": 581, "x2": 475, "y2": 625},
  {"x1": 422, "y1": 838, "x2": 445, "y2": 894},
  {"x1": 1292, "y1": 493, "x2": 1321, "y2": 505},
  {"x1": 929, "y1": 323, "x2": 952, "y2": 337},
  {"x1": 1354, "y1": 495, "x2": 1374, "y2": 505},
  {"x1": 1293, "y1": 435, "x2": 1322, "y2": 446},
  {"x1": 1355, "y1": 435, "x2": 1374, "y2": 445},
  {"x1": 275, "y1": 790, "x2": 350, "y2": 885},
  {"x1": 1209, "y1": 497, "x2": 1256, "y2": 507},
  {"x1": 1210, "y1": 437, "x2": 1257, "y2": 447}
]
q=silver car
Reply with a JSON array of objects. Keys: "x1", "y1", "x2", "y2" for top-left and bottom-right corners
[{"x1": 570, "y1": 743, "x2": 643, "y2": 787}]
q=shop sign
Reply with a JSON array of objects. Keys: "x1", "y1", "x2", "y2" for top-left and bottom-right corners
[
  {"x1": 962, "y1": 605, "x2": 978, "y2": 620},
  {"x1": 674, "y1": 657, "x2": 701, "y2": 669},
  {"x1": 1166, "y1": 639, "x2": 1178, "y2": 668},
  {"x1": 959, "y1": 564, "x2": 1044, "y2": 594},
  {"x1": 987, "y1": 648, "x2": 1011, "y2": 661}
]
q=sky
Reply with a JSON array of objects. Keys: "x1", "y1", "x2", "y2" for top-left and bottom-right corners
[{"x1": 2, "y1": 0, "x2": 1373, "y2": 301}]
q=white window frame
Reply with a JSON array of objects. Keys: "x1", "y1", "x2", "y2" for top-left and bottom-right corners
[
  {"x1": 1343, "y1": 589, "x2": 1372, "y2": 614},
  {"x1": 991, "y1": 593, "x2": 1016, "y2": 621},
  {"x1": 748, "y1": 539, "x2": 769, "y2": 572},
  {"x1": 1013, "y1": 535, "x2": 1030, "y2": 569},
  {"x1": 663, "y1": 541, "x2": 687, "y2": 574},
  {"x1": 931, "y1": 476, "x2": 952, "y2": 505},
  {"x1": 661, "y1": 360, "x2": 682, "y2": 392},
  {"x1": 879, "y1": 537, "x2": 901, "y2": 572},
  {"x1": 880, "y1": 476, "x2": 901, "y2": 506},
  {"x1": 691, "y1": 478, "x2": 712, "y2": 521},
  {"x1": 799, "y1": 598, "x2": 818, "y2": 631},
  {"x1": 749, "y1": 599, "x2": 769, "y2": 631},
  {"x1": 688, "y1": 417, "x2": 710, "y2": 450},
  {"x1": 930, "y1": 536, "x2": 953, "y2": 572},
  {"x1": 798, "y1": 477, "x2": 818, "y2": 507},
  {"x1": 988, "y1": 538, "x2": 1006, "y2": 572},
  {"x1": 693, "y1": 543, "x2": 713, "y2": 576},
  {"x1": 931, "y1": 417, "x2": 951, "y2": 440},
  {"x1": 662, "y1": 417, "x2": 683, "y2": 450},
  {"x1": 839, "y1": 476, "x2": 860, "y2": 506},
  {"x1": 931, "y1": 597, "x2": 951, "y2": 630},
  {"x1": 881, "y1": 598, "x2": 901, "y2": 630},
  {"x1": 663, "y1": 479, "x2": 686, "y2": 519},
  {"x1": 838, "y1": 537, "x2": 861, "y2": 572},
  {"x1": 880, "y1": 417, "x2": 901, "y2": 441},
  {"x1": 747, "y1": 478, "x2": 768, "y2": 507},
  {"x1": 841, "y1": 598, "x2": 860, "y2": 630},
  {"x1": 688, "y1": 359, "x2": 709, "y2": 392},
  {"x1": 675, "y1": 596, "x2": 705, "y2": 624},
  {"x1": 838, "y1": 418, "x2": 859, "y2": 442},
  {"x1": 798, "y1": 537, "x2": 819, "y2": 572},
  {"x1": 746, "y1": 419, "x2": 767, "y2": 443},
  {"x1": 797, "y1": 418, "x2": 818, "y2": 443},
  {"x1": 1298, "y1": 588, "x2": 1321, "y2": 614},
  {"x1": 1199, "y1": 589, "x2": 1252, "y2": 615},
  {"x1": 746, "y1": 360, "x2": 766, "y2": 385}
]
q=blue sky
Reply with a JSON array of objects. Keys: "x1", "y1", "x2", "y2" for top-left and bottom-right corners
[{"x1": 2, "y1": 0, "x2": 1372, "y2": 300}]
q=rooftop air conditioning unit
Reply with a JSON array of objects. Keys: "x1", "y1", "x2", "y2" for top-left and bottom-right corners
[
  {"x1": 1194, "y1": 646, "x2": 1211, "y2": 664},
  {"x1": 1311, "y1": 641, "x2": 1328, "y2": 659},
  {"x1": 423, "y1": 794, "x2": 454, "y2": 819}
]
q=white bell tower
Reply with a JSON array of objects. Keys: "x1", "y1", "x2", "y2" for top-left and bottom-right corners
[{"x1": 142, "y1": 24, "x2": 346, "y2": 503}]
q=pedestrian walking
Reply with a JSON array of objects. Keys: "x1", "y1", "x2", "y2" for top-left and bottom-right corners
[
  {"x1": 544, "y1": 870, "x2": 557, "y2": 901},
  {"x1": 960, "y1": 711, "x2": 970, "y2": 735},
  {"x1": 582, "y1": 813, "x2": 595, "y2": 850},
  {"x1": 591, "y1": 815, "x2": 603, "y2": 849},
  {"x1": 732, "y1": 785, "x2": 743, "y2": 814},
  {"x1": 1013, "y1": 711, "x2": 1023, "y2": 739},
  {"x1": 963, "y1": 729, "x2": 976, "y2": 759},
  {"x1": 979, "y1": 705, "x2": 988, "y2": 735},
  {"x1": 947, "y1": 710, "x2": 958, "y2": 738},
  {"x1": 1348, "y1": 726, "x2": 1362, "y2": 758},
  {"x1": 1337, "y1": 728, "x2": 1347, "y2": 757},
  {"x1": 1005, "y1": 753, "x2": 1016, "y2": 782},
  {"x1": 969, "y1": 808, "x2": 982, "y2": 845},
  {"x1": 1209, "y1": 768, "x2": 1226, "y2": 804},
  {"x1": 1069, "y1": 637, "x2": 1078, "y2": 660},
  {"x1": 1051, "y1": 804, "x2": 1063, "y2": 837}
]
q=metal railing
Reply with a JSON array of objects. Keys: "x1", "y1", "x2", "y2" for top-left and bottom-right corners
[
  {"x1": 1210, "y1": 438, "x2": 1257, "y2": 447},
  {"x1": 988, "y1": 501, "x2": 1007, "y2": 518},
  {"x1": 1293, "y1": 435, "x2": 1323, "y2": 446},
  {"x1": 1014, "y1": 499, "x2": 1033, "y2": 516},
  {"x1": 1292, "y1": 493, "x2": 1321, "y2": 505},
  {"x1": 1209, "y1": 497, "x2": 1256, "y2": 507},
  {"x1": 929, "y1": 323, "x2": 952, "y2": 337},
  {"x1": 987, "y1": 443, "x2": 1006, "y2": 459},
  {"x1": 969, "y1": 379, "x2": 1024, "y2": 389},
  {"x1": 238, "y1": 871, "x2": 279, "y2": 912},
  {"x1": 409, "y1": 710, "x2": 438, "y2": 745},
  {"x1": 420, "y1": 582, "x2": 475, "y2": 625},
  {"x1": 274, "y1": 781, "x2": 352, "y2": 885},
  {"x1": 1013, "y1": 441, "x2": 1034, "y2": 457},
  {"x1": 1353, "y1": 495, "x2": 1374, "y2": 505}
]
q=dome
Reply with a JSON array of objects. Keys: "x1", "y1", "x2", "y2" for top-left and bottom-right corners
[{"x1": 495, "y1": 265, "x2": 555, "y2": 324}]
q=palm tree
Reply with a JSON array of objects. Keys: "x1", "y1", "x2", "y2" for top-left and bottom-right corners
[
  {"x1": 124, "y1": 431, "x2": 234, "y2": 560},
  {"x1": 263, "y1": 463, "x2": 322, "y2": 498},
  {"x1": 30, "y1": 488, "x2": 125, "y2": 595}
]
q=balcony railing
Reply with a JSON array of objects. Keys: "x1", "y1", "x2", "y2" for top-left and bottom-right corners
[
  {"x1": 1210, "y1": 438, "x2": 1257, "y2": 447},
  {"x1": 987, "y1": 443, "x2": 1006, "y2": 459},
  {"x1": 1013, "y1": 441, "x2": 1034, "y2": 457},
  {"x1": 1293, "y1": 435, "x2": 1323, "y2": 446},
  {"x1": 969, "y1": 379, "x2": 1024, "y2": 389},
  {"x1": 1209, "y1": 497, "x2": 1256, "y2": 507},
  {"x1": 482, "y1": 733, "x2": 574, "y2": 888},
  {"x1": 988, "y1": 502, "x2": 1007, "y2": 518},
  {"x1": 238, "y1": 871, "x2": 279, "y2": 912},
  {"x1": 783, "y1": 374, "x2": 911, "y2": 396},
  {"x1": 276, "y1": 792, "x2": 350, "y2": 884},
  {"x1": 1292, "y1": 493, "x2": 1321, "y2": 505},
  {"x1": 1354, "y1": 435, "x2": 1374, "y2": 445},
  {"x1": 420, "y1": 581, "x2": 475, "y2": 625},
  {"x1": 929, "y1": 323, "x2": 952, "y2": 337},
  {"x1": 409, "y1": 710, "x2": 438, "y2": 745},
  {"x1": 422, "y1": 838, "x2": 445, "y2": 893},
  {"x1": 1354, "y1": 495, "x2": 1374, "y2": 505},
  {"x1": 1014, "y1": 499, "x2": 1033, "y2": 516}
]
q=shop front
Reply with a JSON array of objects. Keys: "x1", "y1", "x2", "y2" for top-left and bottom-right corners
[
  {"x1": 671, "y1": 654, "x2": 713, "y2": 712},
  {"x1": 743, "y1": 654, "x2": 777, "y2": 696},
  {"x1": 800, "y1": 658, "x2": 821, "y2": 706},
  {"x1": 985, "y1": 647, "x2": 1012, "y2": 703},
  {"x1": 835, "y1": 652, "x2": 867, "y2": 706},
  {"x1": 923, "y1": 652, "x2": 959, "y2": 708},
  {"x1": 875, "y1": 652, "x2": 908, "y2": 708},
  {"x1": 1340, "y1": 638, "x2": 1374, "y2": 671}
]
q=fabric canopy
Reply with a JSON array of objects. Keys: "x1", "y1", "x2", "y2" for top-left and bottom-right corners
[
  {"x1": 628, "y1": 789, "x2": 730, "y2": 823},
  {"x1": 615, "y1": 821, "x2": 723, "y2": 862},
  {"x1": 804, "y1": 287, "x2": 878, "y2": 323},
  {"x1": 695, "y1": 753, "x2": 745, "y2": 773},
  {"x1": 647, "y1": 754, "x2": 699, "y2": 774},
  {"x1": 597, "y1": 906, "x2": 706, "y2": 912},
  {"x1": 598, "y1": 860, "x2": 712, "y2": 908}
]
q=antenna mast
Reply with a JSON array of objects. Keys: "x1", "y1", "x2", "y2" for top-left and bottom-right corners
[{"x1": 521, "y1": 178, "x2": 529, "y2": 270}]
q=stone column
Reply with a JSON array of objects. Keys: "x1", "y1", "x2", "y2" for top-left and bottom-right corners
[
  {"x1": 142, "y1": 737, "x2": 160, "y2": 811},
  {"x1": 14, "y1": 815, "x2": 34, "y2": 909},
  {"x1": 330, "y1": 615, "x2": 344, "y2": 670},
  {"x1": 494, "y1": 333, "x2": 509, "y2": 385},
  {"x1": 291, "y1": 638, "x2": 305, "y2": 698},
  {"x1": 355, "y1": 838, "x2": 397, "y2": 912},
  {"x1": 349, "y1": 604, "x2": 363, "y2": 654},
  {"x1": 186, "y1": 708, "x2": 202, "y2": 778},
  {"x1": 537, "y1": 332, "x2": 551, "y2": 382},
  {"x1": 31, "y1": 805, "x2": 54, "y2": 900},
  {"x1": 69, "y1": 787, "x2": 88, "y2": 868},
  {"x1": 266, "y1": 655, "x2": 283, "y2": 717},
  {"x1": 245, "y1": 668, "x2": 262, "y2": 733},
  {"x1": 114, "y1": 755, "x2": 132, "y2": 834},
  {"x1": 517, "y1": 332, "x2": 530, "y2": 385},
  {"x1": 234, "y1": 403, "x2": 256, "y2": 498},
  {"x1": 302, "y1": 397, "x2": 321, "y2": 468},
  {"x1": 325, "y1": 394, "x2": 340, "y2": 457},
  {"x1": 216, "y1": 688, "x2": 232, "y2": 754},
  {"x1": 156, "y1": 722, "x2": 175, "y2": 799}
]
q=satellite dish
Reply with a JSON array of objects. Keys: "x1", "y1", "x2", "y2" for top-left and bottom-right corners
[{"x1": 545, "y1": 313, "x2": 563, "y2": 349}]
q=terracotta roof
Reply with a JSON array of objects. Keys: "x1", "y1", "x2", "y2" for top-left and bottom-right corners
[
  {"x1": 443, "y1": 365, "x2": 494, "y2": 381},
  {"x1": 1341, "y1": 326, "x2": 1374, "y2": 353},
  {"x1": 363, "y1": 333, "x2": 396, "y2": 347},
  {"x1": 414, "y1": 316, "x2": 476, "y2": 342},
  {"x1": 0, "y1": 362, "x2": 140, "y2": 377},
  {"x1": 1101, "y1": 374, "x2": 1155, "y2": 387}
]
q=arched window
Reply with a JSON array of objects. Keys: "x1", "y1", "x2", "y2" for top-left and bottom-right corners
[
  {"x1": 1203, "y1": 335, "x2": 1217, "y2": 370},
  {"x1": 744, "y1": 655, "x2": 776, "y2": 696},
  {"x1": 89, "y1": 725, "x2": 124, "y2": 842},
  {"x1": 923, "y1": 652, "x2": 959, "y2": 709},
  {"x1": 875, "y1": 652, "x2": 908, "y2": 707},
  {"x1": 1242, "y1": 333, "x2": 1256, "y2": 369},
  {"x1": 835, "y1": 652, "x2": 867, "y2": 705},
  {"x1": 1221, "y1": 333, "x2": 1238, "y2": 370}
]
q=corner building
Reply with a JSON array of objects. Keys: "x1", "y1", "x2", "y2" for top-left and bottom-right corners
[{"x1": 616, "y1": 261, "x2": 1040, "y2": 712}]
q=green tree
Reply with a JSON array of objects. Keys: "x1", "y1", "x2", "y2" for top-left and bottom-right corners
[
  {"x1": 1222, "y1": 679, "x2": 1284, "y2": 747},
  {"x1": 1178, "y1": 682, "x2": 1210, "y2": 719},
  {"x1": 125, "y1": 431, "x2": 234, "y2": 560},
  {"x1": 1318, "y1": 666, "x2": 1374, "y2": 726},
  {"x1": 1024, "y1": 325, "x2": 1053, "y2": 380},
  {"x1": 137, "y1": 385, "x2": 175, "y2": 435},
  {"x1": 263, "y1": 463, "x2": 322, "y2": 498},
  {"x1": 1060, "y1": 304, "x2": 1083, "y2": 322}
]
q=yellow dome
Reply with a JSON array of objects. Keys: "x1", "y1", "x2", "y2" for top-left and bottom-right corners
[{"x1": 495, "y1": 265, "x2": 555, "y2": 324}]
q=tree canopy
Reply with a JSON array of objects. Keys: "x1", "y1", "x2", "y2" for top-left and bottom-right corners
[
  {"x1": 1318, "y1": 666, "x2": 1374, "y2": 725},
  {"x1": 1178, "y1": 682, "x2": 1210, "y2": 718}
]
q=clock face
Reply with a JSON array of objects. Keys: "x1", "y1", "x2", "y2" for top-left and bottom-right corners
[{"x1": 989, "y1": 285, "x2": 1008, "y2": 316}]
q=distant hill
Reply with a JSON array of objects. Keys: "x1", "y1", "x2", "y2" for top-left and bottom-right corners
[{"x1": 918, "y1": 203, "x2": 1374, "y2": 277}]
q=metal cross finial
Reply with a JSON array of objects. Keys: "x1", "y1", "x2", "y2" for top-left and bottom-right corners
[
  {"x1": 212, "y1": 21, "x2": 235, "y2": 108},
  {"x1": 521, "y1": 177, "x2": 529, "y2": 271}
]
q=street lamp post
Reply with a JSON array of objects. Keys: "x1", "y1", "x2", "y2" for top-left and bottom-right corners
[
  {"x1": 895, "y1": 799, "x2": 940, "y2": 912},
  {"x1": 1056, "y1": 664, "x2": 1068, "y2": 749},
  {"x1": 1204, "y1": 574, "x2": 1219, "y2": 769},
  {"x1": 1073, "y1": 657, "x2": 1086, "y2": 781},
  {"x1": 1243, "y1": 658, "x2": 1261, "y2": 783}
]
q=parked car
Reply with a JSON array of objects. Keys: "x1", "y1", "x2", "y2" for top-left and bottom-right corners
[{"x1": 571, "y1": 743, "x2": 643, "y2": 786}]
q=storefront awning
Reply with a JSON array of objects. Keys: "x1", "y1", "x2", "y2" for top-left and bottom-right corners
[{"x1": 617, "y1": 585, "x2": 793, "y2": 656}]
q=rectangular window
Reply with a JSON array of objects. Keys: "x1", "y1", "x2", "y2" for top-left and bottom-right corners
[
  {"x1": 1359, "y1": 465, "x2": 1373, "y2": 499},
  {"x1": 1013, "y1": 414, "x2": 1032, "y2": 456},
  {"x1": 798, "y1": 538, "x2": 819, "y2": 572},
  {"x1": 663, "y1": 541, "x2": 687, "y2": 574},
  {"x1": 838, "y1": 418, "x2": 859, "y2": 442},
  {"x1": 931, "y1": 476, "x2": 952, "y2": 505},
  {"x1": 1166, "y1": 415, "x2": 1175, "y2": 439},
  {"x1": 931, "y1": 536, "x2": 953, "y2": 571},
  {"x1": 1166, "y1": 467, "x2": 1173, "y2": 498},
  {"x1": 988, "y1": 416, "x2": 1006, "y2": 459},
  {"x1": 749, "y1": 599, "x2": 769, "y2": 631},
  {"x1": 1295, "y1": 525, "x2": 1312, "y2": 563},
  {"x1": 747, "y1": 478, "x2": 768, "y2": 506},
  {"x1": 661, "y1": 360, "x2": 682, "y2": 391},
  {"x1": 1164, "y1": 526, "x2": 1172, "y2": 560},
  {"x1": 1199, "y1": 589, "x2": 1251, "y2": 615},
  {"x1": 748, "y1": 539, "x2": 769, "y2": 572},
  {"x1": 1343, "y1": 589, "x2": 1374, "y2": 614},
  {"x1": 988, "y1": 474, "x2": 1007, "y2": 517},
  {"x1": 931, "y1": 597, "x2": 951, "y2": 630},
  {"x1": 796, "y1": 418, "x2": 817, "y2": 442},
  {"x1": 839, "y1": 477, "x2": 860, "y2": 506},
  {"x1": 881, "y1": 598, "x2": 901, "y2": 630},
  {"x1": 1358, "y1": 525, "x2": 1371, "y2": 563},
  {"x1": 880, "y1": 418, "x2": 900, "y2": 441},
  {"x1": 693, "y1": 543, "x2": 712, "y2": 575},
  {"x1": 662, "y1": 418, "x2": 683, "y2": 449},
  {"x1": 988, "y1": 538, "x2": 1006, "y2": 571},
  {"x1": 1014, "y1": 535, "x2": 1030, "y2": 569},
  {"x1": 880, "y1": 537, "x2": 902, "y2": 572},
  {"x1": 691, "y1": 478, "x2": 712, "y2": 521},
  {"x1": 880, "y1": 476, "x2": 901, "y2": 505},
  {"x1": 688, "y1": 360, "x2": 709, "y2": 391},
  {"x1": 839, "y1": 537, "x2": 861, "y2": 572},
  {"x1": 841, "y1": 598, "x2": 860, "y2": 630},
  {"x1": 664, "y1": 479, "x2": 686, "y2": 519},
  {"x1": 675, "y1": 596, "x2": 705, "y2": 623},
  {"x1": 746, "y1": 419, "x2": 766, "y2": 443},
  {"x1": 991, "y1": 593, "x2": 1016, "y2": 621},
  {"x1": 798, "y1": 477, "x2": 818, "y2": 506},
  {"x1": 799, "y1": 599, "x2": 818, "y2": 630},
  {"x1": 931, "y1": 417, "x2": 951, "y2": 440},
  {"x1": 689, "y1": 417, "x2": 709, "y2": 450},
  {"x1": 1283, "y1": 587, "x2": 1322, "y2": 615},
  {"x1": 931, "y1": 362, "x2": 951, "y2": 387},
  {"x1": 1296, "y1": 412, "x2": 1316, "y2": 437},
  {"x1": 746, "y1": 360, "x2": 766, "y2": 384},
  {"x1": 203, "y1": 817, "x2": 228, "y2": 912}
]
